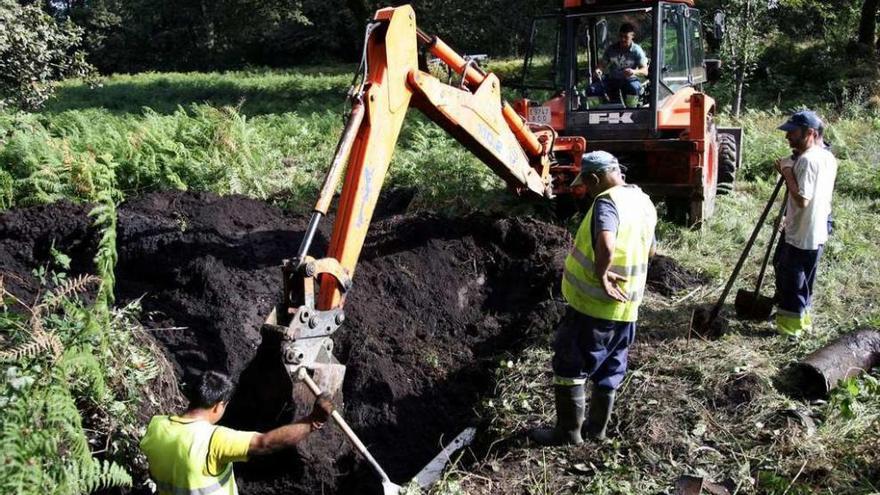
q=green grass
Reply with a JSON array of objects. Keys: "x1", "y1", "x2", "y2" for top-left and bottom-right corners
[
  {"x1": 450, "y1": 184, "x2": 880, "y2": 493},
  {"x1": 1, "y1": 68, "x2": 527, "y2": 213},
  {"x1": 1, "y1": 65, "x2": 879, "y2": 494},
  {"x1": 446, "y1": 110, "x2": 880, "y2": 493}
]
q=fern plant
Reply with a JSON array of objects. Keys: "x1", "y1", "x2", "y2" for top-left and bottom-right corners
[{"x1": 0, "y1": 165, "x2": 159, "y2": 493}]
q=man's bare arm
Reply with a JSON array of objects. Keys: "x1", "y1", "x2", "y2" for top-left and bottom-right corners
[
  {"x1": 247, "y1": 395, "x2": 333, "y2": 456},
  {"x1": 248, "y1": 421, "x2": 317, "y2": 456},
  {"x1": 595, "y1": 230, "x2": 629, "y2": 302}
]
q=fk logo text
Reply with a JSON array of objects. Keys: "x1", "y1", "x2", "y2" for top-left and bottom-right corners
[{"x1": 589, "y1": 112, "x2": 634, "y2": 124}]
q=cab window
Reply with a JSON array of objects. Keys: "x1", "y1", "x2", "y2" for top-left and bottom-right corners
[
  {"x1": 521, "y1": 16, "x2": 562, "y2": 91},
  {"x1": 660, "y1": 3, "x2": 689, "y2": 96},
  {"x1": 688, "y1": 9, "x2": 706, "y2": 83}
]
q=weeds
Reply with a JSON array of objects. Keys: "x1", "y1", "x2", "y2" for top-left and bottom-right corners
[{"x1": 1, "y1": 67, "x2": 879, "y2": 494}]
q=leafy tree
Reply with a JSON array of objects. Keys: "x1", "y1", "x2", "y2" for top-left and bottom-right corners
[
  {"x1": 721, "y1": 0, "x2": 775, "y2": 116},
  {"x1": 858, "y1": 0, "x2": 879, "y2": 47},
  {"x1": 0, "y1": 0, "x2": 93, "y2": 109}
]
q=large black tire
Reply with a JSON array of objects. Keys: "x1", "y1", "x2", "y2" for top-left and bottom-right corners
[{"x1": 717, "y1": 133, "x2": 738, "y2": 195}]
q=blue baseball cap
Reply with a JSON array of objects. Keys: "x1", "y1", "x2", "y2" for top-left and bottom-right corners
[
  {"x1": 571, "y1": 151, "x2": 621, "y2": 187},
  {"x1": 778, "y1": 110, "x2": 823, "y2": 132}
]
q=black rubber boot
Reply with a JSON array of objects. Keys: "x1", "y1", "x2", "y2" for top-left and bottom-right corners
[
  {"x1": 530, "y1": 384, "x2": 585, "y2": 446},
  {"x1": 583, "y1": 384, "x2": 616, "y2": 441}
]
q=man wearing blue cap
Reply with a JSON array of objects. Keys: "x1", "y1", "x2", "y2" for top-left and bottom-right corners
[
  {"x1": 773, "y1": 110, "x2": 838, "y2": 338},
  {"x1": 531, "y1": 150, "x2": 656, "y2": 446}
]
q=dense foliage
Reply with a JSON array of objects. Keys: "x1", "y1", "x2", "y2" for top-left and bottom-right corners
[
  {"x1": 0, "y1": 0, "x2": 93, "y2": 109},
  {"x1": 55, "y1": 0, "x2": 547, "y2": 73},
  {"x1": 0, "y1": 198, "x2": 154, "y2": 494}
]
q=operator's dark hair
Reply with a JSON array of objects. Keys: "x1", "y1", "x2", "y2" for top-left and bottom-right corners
[
  {"x1": 619, "y1": 22, "x2": 636, "y2": 35},
  {"x1": 186, "y1": 370, "x2": 235, "y2": 410}
]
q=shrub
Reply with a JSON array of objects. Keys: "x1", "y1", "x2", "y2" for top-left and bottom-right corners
[{"x1": 0, "y1": 0, "x2": 94, "y2": 110}]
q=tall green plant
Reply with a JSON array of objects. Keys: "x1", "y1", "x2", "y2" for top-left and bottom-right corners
[{"x1": 721, "y1": 0, "x2": 775, "y2": 116}]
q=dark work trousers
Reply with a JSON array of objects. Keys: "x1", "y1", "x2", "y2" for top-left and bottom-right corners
[
  {"x1": 773, "y1": 240, "x2": 824, "y2": 335},
  {"x1": 551, "y1": 307, "x2": 636, "y2": 390}
]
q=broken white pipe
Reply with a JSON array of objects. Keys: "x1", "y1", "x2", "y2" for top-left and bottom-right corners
[{"x1": 414, "y1": 427, "x2": 476, "y2": 488}]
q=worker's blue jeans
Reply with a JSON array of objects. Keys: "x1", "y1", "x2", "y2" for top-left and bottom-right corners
[
  {"x1": 587, "y1": 77, "x2": 641, "y2": 100},
  {"x1": 552, "y1": 307, "x2": 635, "y2": 390}
]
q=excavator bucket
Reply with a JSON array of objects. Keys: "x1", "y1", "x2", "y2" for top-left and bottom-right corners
[{"x1": 261, "y1": 303, "x2": 347, "y2": 402}]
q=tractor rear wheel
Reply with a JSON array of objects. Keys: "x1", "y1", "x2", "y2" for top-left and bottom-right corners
[{"x1": 717, "y1": 133, "x2": 738, "y2": 195}]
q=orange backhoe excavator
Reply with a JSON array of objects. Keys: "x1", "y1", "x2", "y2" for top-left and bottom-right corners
[
  {"x1": 259, "y1": 5, "x2": 584, "y2": 490},
  {"x1": 263, "y1": 3, "x2": 585, "y2": 403},
  {"x1": 260, "y1": 2, "x2": 731, "y2": 490}
]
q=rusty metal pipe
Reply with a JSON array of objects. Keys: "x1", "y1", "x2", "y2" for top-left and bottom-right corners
[
  {"x1": 294, "y1": 100, "x2": 366, "y2": 263},
  {"x1": 314, "y1": 100, "x2": 366, "y2": 215},
  {"x1": 416, "y1": 29, "x2": 544, "y2": 158},
  {"x1": 793, "y1": 329, "x2": 880, "y2": 398}
]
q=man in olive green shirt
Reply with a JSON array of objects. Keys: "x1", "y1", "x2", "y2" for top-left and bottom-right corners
[{"x1": 141, "y1": 371, "x2": 332, "y2": 495}]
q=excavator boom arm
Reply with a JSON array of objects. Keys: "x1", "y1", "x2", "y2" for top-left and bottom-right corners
[
  {"x1": 266, "y1": 5, "x2": 583, "y2": 401},
  {"x1": 312, "y1": 5, "x2": 560, "y2": 309}
]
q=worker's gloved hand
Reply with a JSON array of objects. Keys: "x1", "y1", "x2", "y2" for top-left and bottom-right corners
[{"x1": 309, "y1": 392, "x2": 334, "y2": 426}]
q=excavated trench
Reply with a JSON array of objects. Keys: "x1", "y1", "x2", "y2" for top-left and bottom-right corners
[
  {"x1": 0, "y1": 191, "x2": 704, "y2": 494},
  {"x1": 116, "y1": 192, "x2": 574, "y2": 494},
  {"x1": 0, "y1": 191, "x2": 570, "y2": 494}
]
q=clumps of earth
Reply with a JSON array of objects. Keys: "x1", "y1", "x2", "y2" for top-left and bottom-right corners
[
  {"x1": 0, "y1": 191, "x2": 706, "y2": 494},
  {"x1": 647, "y1": 254, "x2": 709, "y2": 297}
]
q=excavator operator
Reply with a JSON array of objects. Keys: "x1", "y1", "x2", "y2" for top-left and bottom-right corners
[
  {"x1": 585, "y1": 22, "x2": 649, "y2": 109},
  {"x1": 140, "y1": 371, "x2": 334, "y2": 495},
  {"x1": 531, "y1": 151, "x2": 656, "y2": 446}
]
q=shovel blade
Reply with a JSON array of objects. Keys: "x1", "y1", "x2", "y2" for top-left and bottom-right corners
[{"x1": 734, "y1": 289, "x2": 774, "y2": 320}]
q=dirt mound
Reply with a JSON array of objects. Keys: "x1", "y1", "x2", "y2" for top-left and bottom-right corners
[
  {"x1": 647, "y1": 254, "x2": 708, "y2": 297},
  {"x1": 0, "y1": 200, "x2": 97, "y2": 307},
  {"x1": 0, "y1": 192, "x2": 570, "y2": 494}
]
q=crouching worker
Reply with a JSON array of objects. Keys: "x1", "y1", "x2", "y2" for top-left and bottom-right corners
[
  {"x1": 531, "y1": 151, "x2": 656, "y2": 446},
  {"x1": 141, "y1": 370, "x2": 333, "y2": 494}
]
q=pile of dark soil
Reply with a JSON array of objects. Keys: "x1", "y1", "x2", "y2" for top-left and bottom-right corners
[
  {"x1": 0, "y1": 201, "x2": 97, "y2": 306},
  {"x1": 0, "y1": 191, "x2": 570, "y2": 494},
  {"x1": 647, "y1": 254, "x2": 708, "y2": 297}
]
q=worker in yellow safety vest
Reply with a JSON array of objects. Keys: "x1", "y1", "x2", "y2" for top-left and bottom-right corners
[
  {"x1": 531, "y1": 150, "x2": 656, "y2": 446},
  {"x1": 140, "y1": 370, "x2": 332, "y2": 495}
]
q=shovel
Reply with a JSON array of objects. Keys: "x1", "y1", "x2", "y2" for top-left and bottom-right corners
[
  {"x1": 735, "y1": 195, "x2": 786, "y2": 320},
  {"x1": 296, "y1": 368, "x2": 403, "y2": 495},
  {"x1": 691, "y1": 177, "x2": 785, "y2": 334}
]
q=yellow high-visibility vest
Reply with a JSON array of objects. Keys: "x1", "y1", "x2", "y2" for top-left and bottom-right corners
[
  {"x1": 140, "y1": 416, "x2": 238, "y2": 495},
  {"x1": 561, "y1": 185, "x2": 656, "y2": 322}
]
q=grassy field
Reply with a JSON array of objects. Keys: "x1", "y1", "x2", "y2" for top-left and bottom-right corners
[{"x1": 1, "y1": 66, "x2": 879, "y2": 494}]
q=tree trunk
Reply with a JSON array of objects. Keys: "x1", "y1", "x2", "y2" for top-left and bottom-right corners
[
  {"x1": 732, "y1": 0, "x2": 752, "y2": 118},
  {"x1": 859, "y1": 0, "x2": 880, "y2": 46},
  {"x1": 733, "y1": 68, "x2": 745, "y2": 117}
]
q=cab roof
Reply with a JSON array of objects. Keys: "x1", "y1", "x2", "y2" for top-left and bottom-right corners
[{"x1": 563, "y1": 0, "x2": 695, "y2": 9}]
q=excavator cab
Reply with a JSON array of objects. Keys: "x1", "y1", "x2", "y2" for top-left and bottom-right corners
[{"x1": 516, "y1": 0, "x2": 742, "y2": 226}]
